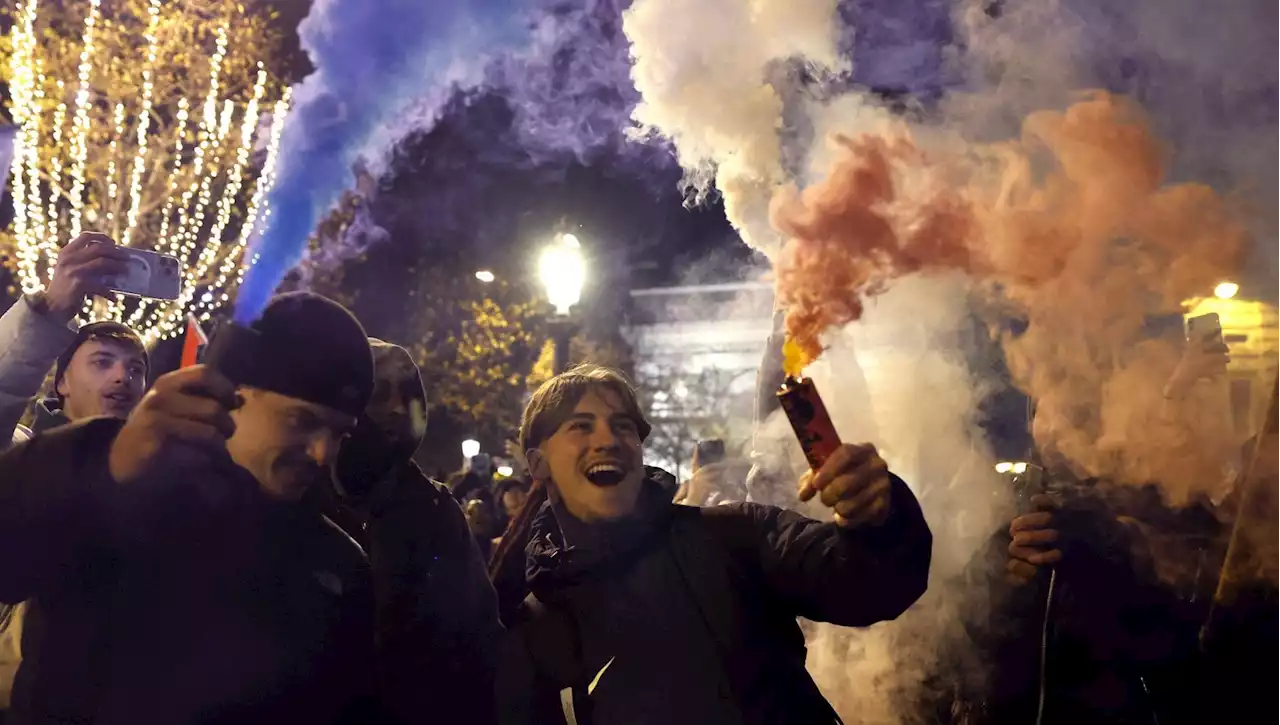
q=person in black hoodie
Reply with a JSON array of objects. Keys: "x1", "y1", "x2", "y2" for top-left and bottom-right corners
[
  {"x1": 496, "y1": 364, "x2": 933, "y2": 725},
  {"x1": 0, "y1": 292, "x2": 378, "y2": 725},
  {"x1": 320, "y1": 338, "x2": 503, "y2": 725}
]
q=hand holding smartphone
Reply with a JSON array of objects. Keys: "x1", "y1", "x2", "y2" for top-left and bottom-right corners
[
  {"x1": 1187, "y1": 312, "x2": 1227, "y2": 352},
  {"x1": 693, "y1": 439, "x2": 726, "y2": 472},
  {"x1": 1165, "y1": 312, "x2": 1231, "y2": 399}
]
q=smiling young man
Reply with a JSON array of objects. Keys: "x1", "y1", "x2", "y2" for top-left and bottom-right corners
[
  {"x1": 0, "y1": 232, "x2": 144, "y2": 712},
  {"x1": 496, "y1": 365, "x2": 933, "y2": 725},
  {"x1": 0, "y1": 232, "x2": 144, "y2": 448}
]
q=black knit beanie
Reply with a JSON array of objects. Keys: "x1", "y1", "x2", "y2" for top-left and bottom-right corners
[{"x1": 213, "y1": 292, "x2": 374, "y2": 417}]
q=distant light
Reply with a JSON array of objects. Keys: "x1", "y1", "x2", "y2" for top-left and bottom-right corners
[
  {"x1": 497, "y1": 465, "x2": 514, "y2": 477},
  {"x1": 1012, "y1": 462, "x2": 1028, "y2": 474},
  {"x1": 995, "y1": 462, "x2": 1014, "y2": 474},
  {"x1": 475, "y1": 270, "x2": 495, "y2": 283},
  {"x1": 561, "y1": 233, "x2": 580, "y2": 248},
  {"x1": 1214, "y1": 281, "x2": 1239, "y2": 300},
  {"x1": 461, "y1": 439, "x2": 481, "y2": 458}
]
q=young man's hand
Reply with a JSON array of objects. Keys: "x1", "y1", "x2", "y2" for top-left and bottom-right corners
[
  {"x1": 43, "y1": 232, "x2": 132, "y2": 322},
  {"x1": 108, "y1": 365, "x2": 239, "y2": 485},
  {"x1": 798, "y1": 443, "x2": 893, "y2": 529},
  {"x1": 1006, "y1": 494, "x2": 1062, "y2": 586}
]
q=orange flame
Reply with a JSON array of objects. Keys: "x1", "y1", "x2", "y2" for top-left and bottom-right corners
[{"x1": 782, "y1": 337, "x2": 808, "y2": 377}]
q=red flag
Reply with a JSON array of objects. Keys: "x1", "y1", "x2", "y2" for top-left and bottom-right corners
[{"x1": 180, "y1": 315, "x2": 209, "y2": 368}]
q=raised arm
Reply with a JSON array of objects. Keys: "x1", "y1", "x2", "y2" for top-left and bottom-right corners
[
  {"x1": 0, "y1": 296, "x2": 76, "y2": 444},
  {"x1": 708, "y1": 473, "x2": 932, "y2": 626}
]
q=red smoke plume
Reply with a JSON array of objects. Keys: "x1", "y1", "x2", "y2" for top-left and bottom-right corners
[
  {"x1": 772, "y1": 92, "x2": 1248, "y2": 502},
  {"x1": 771, "y1": 132, "x2": 978, "y2": 373}
]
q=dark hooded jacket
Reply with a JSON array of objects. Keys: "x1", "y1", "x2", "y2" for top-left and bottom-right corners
[
  {"x1": 320, "y1": 340, "x2": 503, "y2": 725},
  {"x1": 957, "y1": 484, "x2": 1220, "y2": 725},
  {"x1": 0, "y1": 418, "x2": 376, "y2": 725},
  {"x1": 496, "y1": 470, "x2": 932, "y2": 725}
]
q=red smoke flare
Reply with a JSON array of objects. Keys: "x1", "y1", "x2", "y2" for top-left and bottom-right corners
[
  {"x1": 771, "y1": 132, "x2": 979, "y2": 374},
  {"x1": 771, "y1": 92, "x2": 1249, "y2": 503}
]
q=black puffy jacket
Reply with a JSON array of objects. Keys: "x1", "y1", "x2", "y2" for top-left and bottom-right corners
[
  {"x1": 0, "y1": 419, "x2": 375, "y2": 725},
  {"x1": 497, "y1": 471, "x2": 932, "y2": 725}
]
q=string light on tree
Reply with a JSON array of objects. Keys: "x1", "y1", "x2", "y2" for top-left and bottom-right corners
[{"x1": 5, "y1": 0, "x2": 290, "y2": 342}]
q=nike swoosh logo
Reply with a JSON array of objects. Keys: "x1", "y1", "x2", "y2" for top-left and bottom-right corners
[{"x1": 588, "y1": 656, "x2": 615, "y2": 696}]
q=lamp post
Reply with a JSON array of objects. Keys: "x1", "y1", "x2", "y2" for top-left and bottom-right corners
[{"x1": 539, "y1": 233, "x2": 586, "y2": 374}]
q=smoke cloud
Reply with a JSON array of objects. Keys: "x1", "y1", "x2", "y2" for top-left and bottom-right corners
[
  {"x1": 234, "y1": 0, "x2": 535, "y2": 322},
  {"x1": 492, "y1": 0, "x2": 663, "y2": 169},
  {"x1": 622, "y1": 0, "x2": 847, "y2": 256}
]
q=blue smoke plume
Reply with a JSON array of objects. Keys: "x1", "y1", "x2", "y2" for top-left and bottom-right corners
[{"x1": 234, "y1": 0, "x2": 536, "y2": 322}]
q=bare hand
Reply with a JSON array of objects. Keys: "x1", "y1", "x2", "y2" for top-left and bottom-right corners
[
  {"x1": 45, "y1": 232, "x2": 131, "y2": 322},
  {"x1": 1006, "y1": 494, "x2": 1062, "y2": 585},
  {"x1": 1165, "y1": 334, "x2": 1230, "y2": 399},
  {"x1": 108, "y1": 365, "x2": 239, "y2": 485},
  {"x1": 683, "y1": 461, "x2": 731, "y2": 507},
  {"x1": 798, "y1": 443, "x2": 893, "y2": 529}
]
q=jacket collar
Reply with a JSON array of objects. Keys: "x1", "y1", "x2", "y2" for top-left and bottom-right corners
[{"x1": 524, "y1": 467, "x2": 676, "y2": 595}]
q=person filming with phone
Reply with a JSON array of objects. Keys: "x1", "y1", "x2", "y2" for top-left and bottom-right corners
[
  {"x1": 0, "y1": 232, "x2": 149, "y2": 448},
  {"x1": 0, "y1": 232, "x2": 150, "y2": 712},
  {"x1": 0, "y1": 292, "x2": 382, "y2": 724}
]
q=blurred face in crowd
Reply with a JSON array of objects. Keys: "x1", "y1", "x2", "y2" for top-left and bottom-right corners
[
  {"x1": 464, "y1": 497, "x2": 495, "y2": 536},
  {"x1": 57, "y1": 337, "x2": 147, "y2": 420},
  {"x1": 365, "y1": 354, "x2": 426, "y2": 455},
  {"x1": 227, "y1": 387, "x2": 356, "y2": 501},
  {"x1": 530, "y1": 388, "x2": 645, "y2": 522},
  {"x1": 501, "y1": 486, "x2": 529, "y2": 519}
]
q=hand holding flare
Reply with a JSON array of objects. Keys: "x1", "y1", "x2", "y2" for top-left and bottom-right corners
[
  {"x1": 798, "y1": 443, "x2": 894, "y2": 529},
  {"x1": 779, "y1": 339, "x2": 893, "y2": 529}
]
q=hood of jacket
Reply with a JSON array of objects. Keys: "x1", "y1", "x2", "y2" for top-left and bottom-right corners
[
  {"x1": 331, "y1": 339, "x2": 428, "y2": 501},
  {"x1": 524, "y1": 466, "x2": 678, "y2": 595}
]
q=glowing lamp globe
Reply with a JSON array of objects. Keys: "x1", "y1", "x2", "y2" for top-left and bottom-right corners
[{"x1": 539, "y1": 233, "x2": 585, "y2": 315}]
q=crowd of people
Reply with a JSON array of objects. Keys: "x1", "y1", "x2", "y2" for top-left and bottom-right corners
[{"x1": 0, "y1": 232, "x2": 1273, "y2": 724}]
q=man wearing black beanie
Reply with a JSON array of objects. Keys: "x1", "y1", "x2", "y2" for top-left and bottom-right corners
[{"x1": 0, "y1": 292, "x2": 381, "y2": 724}]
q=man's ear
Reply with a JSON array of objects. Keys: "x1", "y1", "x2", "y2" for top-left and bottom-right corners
[
  {"x1": 526, "y1": 448, "x2": 549, "y2": 482},
  {"x1": 55, "y1": 374, "x2": 69, "y2": 398}
]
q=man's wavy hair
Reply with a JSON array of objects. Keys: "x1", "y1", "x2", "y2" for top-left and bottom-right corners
[{"x1": 519, "y1": 364, "x2": 652, "y2": 454}]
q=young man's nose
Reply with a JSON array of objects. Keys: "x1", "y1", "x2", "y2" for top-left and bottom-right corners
[
  {"x1": 307, "y1": 432, "x2": 342, "y2": 468},
  {"x1": 590, "y1": 426, "x2": 623, "y2": 450},
  {"x1": 109, "y1": 362, "x2": 136, "y2": 384}
]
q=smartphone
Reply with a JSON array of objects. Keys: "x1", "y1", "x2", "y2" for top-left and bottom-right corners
[
  {"x1": 105, "y1": 247, "x2": 182, "y2": 300},
  {"x1": 1186, "y1": 312, "x2": 1225, "y2": 349},
  {"x1": 694, "y1": 439, "x2": 726, "y2": 469}
]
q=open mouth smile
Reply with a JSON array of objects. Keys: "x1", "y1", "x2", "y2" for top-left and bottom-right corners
[{"x1": 584, "y1": 462, "x2": 627, "y2": 487}]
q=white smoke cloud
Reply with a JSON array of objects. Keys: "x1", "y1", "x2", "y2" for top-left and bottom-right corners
[
  {"x1": 797, "y1": 274, "x2": 1011, "y2": 723},
  {"x1": 622, "y1": 0, "x2": 846, "y2": 256}
]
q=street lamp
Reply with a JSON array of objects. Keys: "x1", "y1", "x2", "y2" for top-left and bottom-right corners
[
  {"x1": 1214, "y1": 281, "x2": 1239, "y2": 300},
  {"x1": 540, "y1": 233, "x2": 586, "y2": 374},
  {"x1": 475, "y1": 270, "x2": 495, "y2": 283},
  {"x1": 461, "y1": 439, "x2": 481, "y2": 459}
]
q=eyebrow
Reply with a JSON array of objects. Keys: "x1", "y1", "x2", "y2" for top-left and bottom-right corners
[{"x1": 564, "y1": 412, "x2": 636, "y2": 425}]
